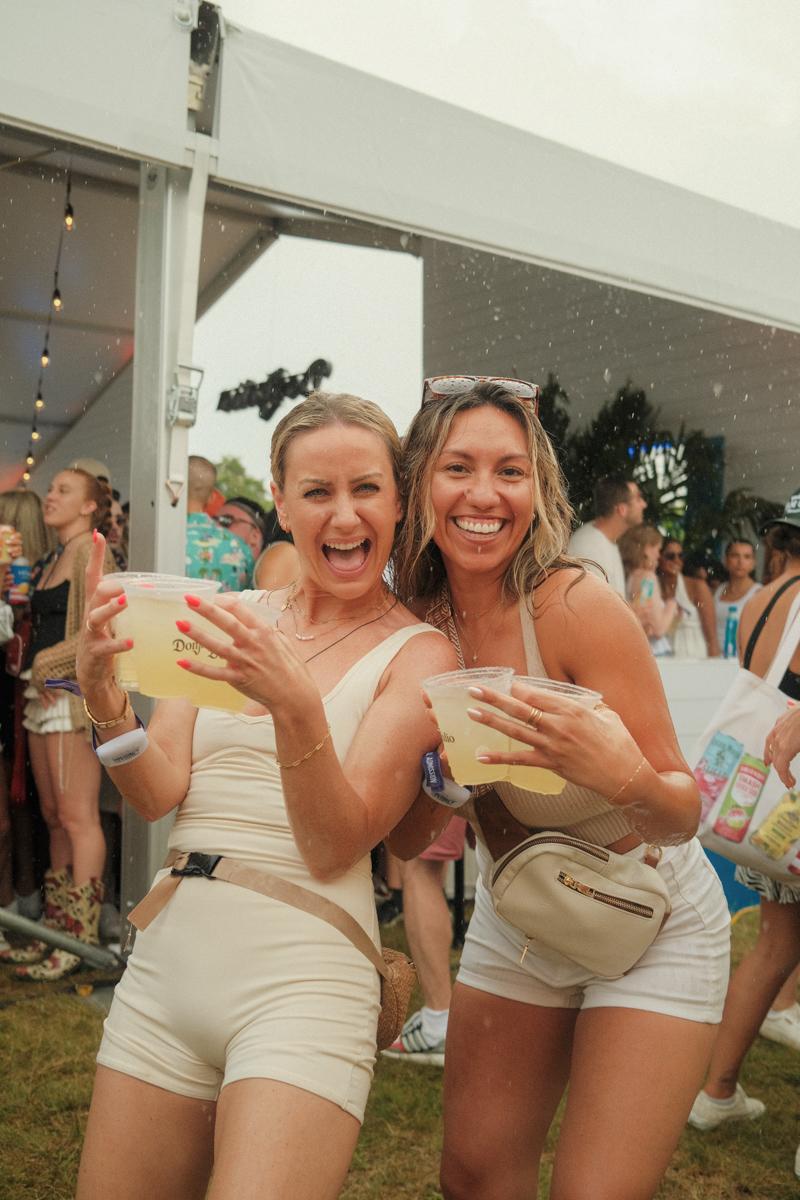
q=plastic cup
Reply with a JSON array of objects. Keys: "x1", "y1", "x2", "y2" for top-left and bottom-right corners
[
  {"x1": 0, "y1": 525, "x2": 14, "y2": 566},
  {"x1": 506, "y1": 676, "x2": 602, "y2": 795},
  {"x1": 423, "y1": 667, "x2": 514, "y2": 786},
  {"x1": 121, "y1": 575, "x2": 280, "y2": 712},
  {"x1": 113, "y1": 573, "x2": 187, "y2": 691}
]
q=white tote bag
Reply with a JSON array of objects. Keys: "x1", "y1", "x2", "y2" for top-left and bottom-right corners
[{"x1": 695, "y1": 589, "x2": 800, "y2": 882}]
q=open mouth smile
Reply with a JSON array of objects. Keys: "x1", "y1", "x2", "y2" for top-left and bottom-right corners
[
  {"x1": 321, "y1": 537, "x2": 373, "y2": 574},
  {"x1": 452, "y1": 517, "x2": 505, "y2": 536}
]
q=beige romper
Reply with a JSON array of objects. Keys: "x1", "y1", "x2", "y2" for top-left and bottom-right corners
[{"x1": 97, "y1": 623, "x2": 433, "y2": 1120}]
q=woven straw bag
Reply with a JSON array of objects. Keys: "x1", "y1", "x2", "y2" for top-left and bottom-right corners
[{"x1": 376, "y1": 946, "x2": 416, "y2": 1050}]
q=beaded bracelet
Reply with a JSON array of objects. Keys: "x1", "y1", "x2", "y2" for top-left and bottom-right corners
[
  {"x1": 276, "y1": 726, "x2": 332, "y2": 769},
  {"x1": 607, "y1": 755, "x2": 647, "y2": 805}
]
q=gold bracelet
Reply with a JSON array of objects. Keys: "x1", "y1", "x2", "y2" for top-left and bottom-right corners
[
  {"x1": 607, "y1": 755, "x2": 647, "y2": 805},
  {"x1": 83, "y1": 689, "x2": 131, "y2": 730},
  {"x1": 276, "y1": 726, "x2": 332, "y2": 769}
]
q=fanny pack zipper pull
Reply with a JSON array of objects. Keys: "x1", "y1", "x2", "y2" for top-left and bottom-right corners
[{"x1": 519, "y1": 938, "x2": 531, "y2": 966}]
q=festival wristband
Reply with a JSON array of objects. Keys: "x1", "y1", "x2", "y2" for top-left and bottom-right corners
[
  {"x1": 92, "y1": 717, "x2": 149, "y2": 768},
  {"x1": 421, "y1": 750, "x2": 473, "y2": 809}
]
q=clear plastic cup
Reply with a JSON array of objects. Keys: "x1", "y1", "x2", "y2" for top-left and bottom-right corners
[
  {"x1": 121, "y1": 575, "x2": 280, "y2": 712},
  {"x1": 113, "y1": 572, "x2": 187, "y2": 690},
  {"x1": 506, "y1": 676, "x2": 602, "y2": 795},
  {"x1": 423, "y1": 667, "x2": 514, "y2": 786}
]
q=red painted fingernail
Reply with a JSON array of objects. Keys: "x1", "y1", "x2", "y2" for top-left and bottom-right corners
[
  {"x1": 185, "y1": 594, "x2": 201, "y2": 609},
  {"x1": 125, "y1": 639, "x2": 134, "y2": 649},
  {"x1": 176, "y1": 659, "x2": 191, "y2": 670},
  {"x1": 117, "y1": 594, "x2": 127, "y2": 606},
  {"x1": 92, "y1": 529, "x2": 99, "y2": 543},
  {"x1": 175, "y1": 619, "x2": 191, "y2": 633}
]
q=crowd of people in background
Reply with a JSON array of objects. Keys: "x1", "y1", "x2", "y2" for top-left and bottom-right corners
[{"x1": 0, "y1": 454, "x2": 298, "y2": 981}]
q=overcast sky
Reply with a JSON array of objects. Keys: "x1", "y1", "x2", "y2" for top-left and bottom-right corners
[{"x1": 190, "y1": 1, "x2": 800, "y2": 485}]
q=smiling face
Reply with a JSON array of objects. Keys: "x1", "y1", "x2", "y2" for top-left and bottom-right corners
[
  {"x1": 43, "y1": 471, "x2": 97, "y2": 533},
  {"x1": 271, "y1": 422, "x2": 402, "y2": 598},
  {"x1": 429, "y1": 406, "x2": 535, "y2": 580},
  {"x1": 659, "y1": 539, "x2": 684, "y2": 577}
]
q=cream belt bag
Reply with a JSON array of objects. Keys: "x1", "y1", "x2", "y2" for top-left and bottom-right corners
[{"x1": 476, "y1": 799, "x2": 671, "y2": 980}]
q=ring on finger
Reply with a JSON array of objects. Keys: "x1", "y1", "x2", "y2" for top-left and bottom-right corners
[
  {"x1": 85, "y1": 618, "x2": 96, "y2": 634},
  {"x1": 525, "y1": 704, "x2": 544, "y2": 729}
]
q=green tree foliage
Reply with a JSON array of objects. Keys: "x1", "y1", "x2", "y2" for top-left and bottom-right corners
[{"x1": 214, "y1": 456, "x2": 272, "y2": 509}]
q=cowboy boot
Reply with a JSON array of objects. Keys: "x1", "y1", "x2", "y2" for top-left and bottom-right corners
[
  {"x1": 16, "y1": 877, "x2": 104, "y2": 982},
  {"x1": 0, "y1": 866, "x2": 70, "y2": 965}
]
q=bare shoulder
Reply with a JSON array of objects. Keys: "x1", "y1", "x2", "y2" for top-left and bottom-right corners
[{"x1": 534, "y1": 566, "x2": 630, "y2": 630}]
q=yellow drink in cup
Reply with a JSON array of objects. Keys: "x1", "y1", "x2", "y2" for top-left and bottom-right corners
[
  {"x1": 122, "y1": 576, "x2": 280, "y2": 712},
  {"x1": 113, "y1": 573, "x2": 187, "y2": 691},
  {"x1": 506, "y1": 677, "x2": 602, "y2": 794},
  {"x1": 424, "y1": 668, "x2": 514, "y2": 786}
]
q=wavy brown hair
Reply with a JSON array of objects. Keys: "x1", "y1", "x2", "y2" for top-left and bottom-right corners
[{"x1": 393, "y1": 382, "x2": 577, "y2": 605}]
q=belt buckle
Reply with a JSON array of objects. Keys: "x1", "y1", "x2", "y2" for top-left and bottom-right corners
[{"x1": 170, "y1": 852, "x2": 221, "y2": 879}]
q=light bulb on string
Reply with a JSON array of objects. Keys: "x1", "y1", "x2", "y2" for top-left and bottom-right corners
[
  {"x1": 31, "y1": 429, "x2": 41, "y2": 442},
  {"x1": 35, "y1": 392, "x2": 45, "y2": 410},
  {"x1": 64, "y1": 202, "x2": 74, "y2": 232},
  {"x1": 22, "y1": 471, "x2": 31, "y2": 483},
  {"x1": 41, "y1": 346, "x2": 50, "y2": 368},
  {"x1": 51, "y1": 286, "x2": 62, "y2": 311},
  {"x1": 26, "y1": 453, "x2": 34, "y2": 467}
]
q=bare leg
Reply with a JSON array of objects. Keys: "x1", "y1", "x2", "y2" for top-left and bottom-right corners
[
  {"x1": 552, "y1": 1008, "x2": 716, "y2": 1200},
  {"x1": 704, "y1": 899, "x2": 800, "y2": 1099},
  {"x1": 210, "y1": 1078, "x2": 360, "y2": 1200},
  {"x1": 771, "y1": 962, "x2": 800, "y2": 1012},
  {"x1": 399, "y1": 857, "x2": 452, "y2": 1010},
  {"x1": 76, "y1": 1066, "x2": 215, "y2": 1200},
  {"x1": 46, "y1": 730, "x2": 104, "y2": 884},
  {"x1": 28, "y1": 731, "x2": 70, "y2": 870},
  {"x1": 385, "y1": 847, "x2": 402, "y2": 892},
  {"x1": 440, "y1": 983, "x2": 577, "y2": 1199}
]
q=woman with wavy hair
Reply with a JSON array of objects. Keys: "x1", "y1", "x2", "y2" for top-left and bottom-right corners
[
  {"x1": 1, "y1": 468, "x2": 116, "y2": 981},
  {"x1": 389, "y1": 377, "x2": 729, "y2": 1200}
]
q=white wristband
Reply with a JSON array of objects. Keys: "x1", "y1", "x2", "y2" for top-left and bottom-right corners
[{"x1": 94, "y1": 723, "x2": 149, "y2": 768}]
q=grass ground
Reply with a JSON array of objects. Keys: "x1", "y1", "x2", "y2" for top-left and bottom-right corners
[{"x1": 1, "y1": 909, "x2": 798, "y2": 1199}]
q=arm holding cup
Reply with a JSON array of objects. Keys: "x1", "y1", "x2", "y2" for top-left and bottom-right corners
[
  {"x1": 77, "y1": 532, "x2": 196, "y2": 820},
  {"x1": 173, "y1": 591, "x2": 457, "y2": 879},
  {"x1": 465, "y1": 570, "x2": 701, "y2": 845}
]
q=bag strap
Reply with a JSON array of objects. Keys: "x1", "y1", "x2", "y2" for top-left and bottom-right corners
[
  {"x1": 130, "y1": 851, "x2": 390, "y2": 980},
  {"x1": 742, "y1": 576, "x2": 800, "y2": 671},
  {"x1": 471, "y1": 792, "x2": 533, "y2": 861}
]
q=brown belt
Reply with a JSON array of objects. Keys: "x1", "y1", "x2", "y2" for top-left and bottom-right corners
[{"x1": 127, "y1": 850, "x2": 391, "y2": 981}]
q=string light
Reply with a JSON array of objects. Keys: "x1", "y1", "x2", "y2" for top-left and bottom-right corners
[{"x1": 24, "y1": 167, "x2": 75, "y2": 485}]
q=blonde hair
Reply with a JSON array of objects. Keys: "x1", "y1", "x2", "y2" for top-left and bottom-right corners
[
  {"x1": 393, "y1": 382, "x2": 576, "y2": 604},
  {"x1": 270, "y1": 392, "x2": 402, "y2": 491},
  {"x1": 618, "y1": 524, "x2": 663, "y2": 575},
  {"x1": 0, "y1": 489, "x2": 54, "y2": 563}
]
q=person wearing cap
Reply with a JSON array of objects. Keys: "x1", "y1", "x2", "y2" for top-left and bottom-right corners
[
  {"x1": 690, "y1": 486, "x2": 800, "y2": 1132},
  {"x1": 69, "y1": 459, "x2": 111, "y2": 486},
  {"x1": 215, "y1": 497, "x2": 269, "y2": 565}
]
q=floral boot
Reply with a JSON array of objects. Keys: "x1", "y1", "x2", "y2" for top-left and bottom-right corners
[
  {"x1": 0, "y1": 867, "x2": 70, "y2": 965},
  {"x1": 16, "y1": 877, "x2": 104, "y2": 982}
]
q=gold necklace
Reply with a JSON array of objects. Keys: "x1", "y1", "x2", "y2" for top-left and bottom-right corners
[
  {"x1": 282, "y1": 582, "x2": 391, "y2": 642},
  {"x1": 302, "y1": 597, "x2": 399, "y2": 662},
  {"x1": 452, "y1": 599, "x2": 505, "y2": 664}
]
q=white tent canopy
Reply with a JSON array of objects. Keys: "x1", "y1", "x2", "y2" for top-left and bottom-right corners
[{"x1": 2, "y1": 0, "x2": 799, "y2": 905}]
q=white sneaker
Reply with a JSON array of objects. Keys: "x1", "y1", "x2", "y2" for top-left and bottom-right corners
[
  {"x1": 688, "y1": 1084, "x2": 766, "y2": 1131},
  {"x1": 759, "y1": 1002, "x2": 800, "y2": 1051}
]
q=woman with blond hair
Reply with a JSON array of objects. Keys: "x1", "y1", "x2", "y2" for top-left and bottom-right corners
[
  {"x1": 75, "y1": 393, "x2": 454, "y2": 1200},
  {"x1": 618, "y1": 524, "x2": 676, "y2": 656},
  {"x1": 389, "y1": 377, "x2": 729, "y2": 1200},
  {"x1": 1, "y1": 468, "x2": 116, "y2": 981}
]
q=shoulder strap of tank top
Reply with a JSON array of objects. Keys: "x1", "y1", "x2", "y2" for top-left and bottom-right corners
[{"x1": 742, "y1": 576, "x2": 800, "y2": 669}]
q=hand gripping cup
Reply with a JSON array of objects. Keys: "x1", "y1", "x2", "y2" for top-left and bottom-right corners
[
  {"x1": 506, "y1": 677, "x2": 602, "y2": 795},
  {"x1": 423, "y1": 667, "x2": 514, "y2": 786},
  {"x1": 113, "y1": 573, "x2": 187, "y2": 691},
  {"x1": 121, "y1": 576, "x2": 279, "y2": 712}
]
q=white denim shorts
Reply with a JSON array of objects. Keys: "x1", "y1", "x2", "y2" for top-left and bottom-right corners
[{"x1": 458, "y1": 837, "x2": 730, "y2": 1023}]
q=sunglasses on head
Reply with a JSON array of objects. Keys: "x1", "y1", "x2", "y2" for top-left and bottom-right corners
[
  {"x1": 662, "y1": 550, "x2": 683, "y2": 561},
  {"x1": 421, "y1": 375, "x2": 539, "y2": 414}
]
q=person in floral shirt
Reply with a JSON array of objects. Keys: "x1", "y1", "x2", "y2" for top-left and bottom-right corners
[{"x1": 185, "y1": 456, "x2": 253, "y2": 591}]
